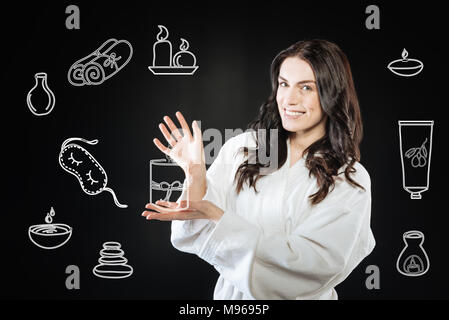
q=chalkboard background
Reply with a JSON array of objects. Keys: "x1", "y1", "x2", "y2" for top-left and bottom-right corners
[{"x1": 2, "y1": 1, "x2": 448, "y2": 300}]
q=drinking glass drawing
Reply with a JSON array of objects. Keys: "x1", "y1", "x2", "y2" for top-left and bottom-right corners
[{"x1": 150, "y1": 158, "x2": 189, "y2": 208}]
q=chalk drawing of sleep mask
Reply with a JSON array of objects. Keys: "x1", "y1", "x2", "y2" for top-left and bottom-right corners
[{"x1": 59, "y1": 137, "x2": 128, "y2": 208}]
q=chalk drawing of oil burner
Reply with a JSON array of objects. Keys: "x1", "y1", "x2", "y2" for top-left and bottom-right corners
[
  {"x1": 398, "y1": 121, "x2": 434, "y2": 199},
  {"x1": 387, "y1": 48, "x2": 424, "y2": 77},
  {"x1": 148, "y1": 25, "x2": 198, "y2": 75},
  {"x1": 67, "y1": 38, "x2": 133, "y2": 86},
  {"x1": 150, "y1": 157, "x2": 189, "y2": 208},
  {"x1": 59, "y1": 137, "x2": 128, "y2": 208},
  {"x1": 396, "y1": 230, "x2": 430, "y2": 277},
  {"x1": 28, "y1": 207, "x2": 72, "y2": 250},
  {"x1": 26, "y1": 72, "x2": 55, "y2": 116}
]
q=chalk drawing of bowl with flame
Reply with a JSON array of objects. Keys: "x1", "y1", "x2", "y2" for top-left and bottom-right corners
[
  {"x1": 387, "y1": 48, "x2": 424, "y2": 77},
  {"x1": 28, "y1": 207, "x2": 73, "y2": 250}
]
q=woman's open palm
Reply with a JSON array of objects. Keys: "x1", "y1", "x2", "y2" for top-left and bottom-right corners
[{"x1": 153, "y1": 112, "x2": 205, "y2": 174}]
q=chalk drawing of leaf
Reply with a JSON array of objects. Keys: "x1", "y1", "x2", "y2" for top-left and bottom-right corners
[
  {"x1": 422, "y1": 145, "x2": 428, "y2": 158},
  {"x1": 405, "y1": 148, "x2": 418, "y2": 158}
]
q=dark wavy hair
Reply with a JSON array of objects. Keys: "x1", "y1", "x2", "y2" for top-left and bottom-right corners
[{"x1": 234, "y1": 39, "x2": 364, "y2": 205}]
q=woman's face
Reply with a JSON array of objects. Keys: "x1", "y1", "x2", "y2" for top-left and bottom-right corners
[{"x1": 276, "y1": 57, "x2": 327, "y2": 139}]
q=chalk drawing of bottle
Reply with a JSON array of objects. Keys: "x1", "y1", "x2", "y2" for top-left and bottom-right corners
[
  {"x1": 396, "y1": 230, "x2": 430, "y2": 277},
  {"x1": 149, "y1": 158, "x2": 189, "y2": 208},
  {"x1": 26, "y1": 72, "x2": 56, "y2": 116},
  {"x1": 148, "y1": 25, "x2": 199, "y2": 75},
  {"x1": 398, "y1": 121, "x2": 434, "y2": 199}
]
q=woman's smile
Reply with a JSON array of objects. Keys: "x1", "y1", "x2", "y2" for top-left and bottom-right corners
[{"x1": 283, "y1": 107, "x2": 307, "y2": 119}]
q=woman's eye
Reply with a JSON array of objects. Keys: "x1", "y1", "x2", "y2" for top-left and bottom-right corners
[
  {"x1": 301, "y1": 85, "x2": 313, "y2": 91},
  {"x1": 279, "y1": 82, "x2": 288, "y2": 87}
]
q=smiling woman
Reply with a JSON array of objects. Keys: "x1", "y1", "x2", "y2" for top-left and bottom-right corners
[{"x1": 143, "y1": 40, "x2": 375, "y2": 300}]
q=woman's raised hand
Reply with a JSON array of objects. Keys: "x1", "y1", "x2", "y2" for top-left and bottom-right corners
[{"x1": 153, "y1": 111, "x2": 206, "y2": 177}]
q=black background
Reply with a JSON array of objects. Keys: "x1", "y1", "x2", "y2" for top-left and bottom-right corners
[{"x1": 2, "y1": 0, "x2": 448, "y2": 301}]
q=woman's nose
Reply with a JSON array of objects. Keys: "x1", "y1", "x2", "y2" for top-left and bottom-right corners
[{"x1": 285, "y1": 89, "x2": 300, "y2": 106}]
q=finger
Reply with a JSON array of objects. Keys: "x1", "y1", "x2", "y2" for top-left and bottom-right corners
[
  {"x1": 163, "y1": 116, "x2": 183, "y2": 140},
  {"x1": 146, "y1": 202, "x2": 195, "y2": 214},
  {"x1": 192, "y1": 120, "x2": 203, "y2": 141},
  {"x1": 176, "y1": 111, "x2": 193, "y2": 139},
  {"x1": 141, "y1": 210, "x2": 150, "y2": 217},
  {"x1": 150, "y1": 200, "x2": 178, "y2": 208},
  {"x1": 159, "y1": 123, "x2": 177, "y2": 146},
  {"x1": 153, "y1": 138, "x2": 170, "y2": 156},
  {"x1": 146, "y1": 211, "x2": 190, "y2": 221}
]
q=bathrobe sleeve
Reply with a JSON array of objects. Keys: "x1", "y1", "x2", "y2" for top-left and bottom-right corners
[{"x1": 196, "y1": 168, "x2": 375, "y2": 299}]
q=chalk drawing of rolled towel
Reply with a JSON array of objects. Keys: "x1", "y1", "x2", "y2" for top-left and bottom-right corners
[{"x1": 68, "y1": 38, "x2": 133, "y2": 86}]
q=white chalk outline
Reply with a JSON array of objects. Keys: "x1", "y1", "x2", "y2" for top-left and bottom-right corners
[
  {"x1": 387, "y1": 49, "x2": 424, "y2": 77},
  {"x1": 93, "y1": 241, "x2": 133, "y2": 279},
  {"x1": 59, "y1": 137, "x2": 128, "y2": 208},
  {"x1": 28, "y1": 207, "x2": 73, "y2": 250},
  {"x1": 396, "y1": 230, "x2": 430, "y2": 277},
  {"x1": 148, "y1": 25, "x2": 199, "y2": 75},
  {"x1": 68, "y1": 38, "x2": 133, "y2": 86},
  {"x1": 149, "y1": 159, "x2": 189, "y2": 208},
  {"x1": 26, "y1": 72, "x2": 56, "y2": 116},
  {"x1": 398, "y1": 121, "x2": 433, "y2": 200}
]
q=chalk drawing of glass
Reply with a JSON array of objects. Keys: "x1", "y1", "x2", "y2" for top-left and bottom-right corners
[
  {"x1": 396, "y1": 230, "x2": 430, "y2": 277},
  {"x1": 398, "y1": 121, "x2": 434, "y2": 199},
  {"x1": 149, "y1": 158, "x2": 189, "y2": 208}
]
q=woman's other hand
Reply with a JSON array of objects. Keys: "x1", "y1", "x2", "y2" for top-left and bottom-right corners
[
  {"x1": 142, "y1": 200, "x2": 224, "y2": 223},
  {"x1": 153, "y1": 111, "x2": 206, "y2": 176}
]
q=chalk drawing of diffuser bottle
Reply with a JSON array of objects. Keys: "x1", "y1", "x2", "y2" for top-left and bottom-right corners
[
  {"x1": 396, "y1": 230, "x2": 430, "y2": 277},
  {"x1": 150, "y1": 156, "x2": 189, "y2": 208},
  {"x1": 398, "y1": 121, "x2": 434, "y2": 199},
  {"x1": 26, "y1": 72, "x2": 56, "y2": 116}
]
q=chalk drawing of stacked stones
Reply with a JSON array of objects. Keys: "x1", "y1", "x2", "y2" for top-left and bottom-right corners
[{"x1": 93, "y1": 241, "x2": 133, "y2": 279}]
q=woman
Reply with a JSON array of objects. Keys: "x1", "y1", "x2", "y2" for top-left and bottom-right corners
[{"x1": 143, "y1": 40, "x2": 375, "y2": 300}]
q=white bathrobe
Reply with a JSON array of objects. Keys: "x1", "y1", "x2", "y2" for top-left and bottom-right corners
[{"x1": 171, "y1": 132, "x2": 375, "y2": 300}]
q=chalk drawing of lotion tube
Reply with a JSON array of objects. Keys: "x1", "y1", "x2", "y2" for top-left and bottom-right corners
[{"x1": 398, "y1": 121, "x2": 434, "y2": 199}]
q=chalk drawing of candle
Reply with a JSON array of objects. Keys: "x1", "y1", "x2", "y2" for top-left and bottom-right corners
[
  {"x1": 387, "y1": 48, "x2": 424, "y2": 77},
  {"x1": 152, "y1": 25, "x2": 172, "y2": 67},
  {"x1": 398, "y1": 121, "x2": 434, "y2": 199},
  {"x1": 149, "y1": 158, "x2": 189, "y2": 208},
  {"x1": 396, "y1": 230, "x2": 430, "y2": 277},
  {"x1": 148, "y1": 25, "x2": 199, "y2": 75}
]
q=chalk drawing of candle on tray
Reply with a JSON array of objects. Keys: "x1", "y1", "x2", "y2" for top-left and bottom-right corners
[
  {"x1": 398, "y1": 121, "x2": 434, "y2": 200},
  {"x1": 67, "y1": 38, "x2": 133, "y2": 86},
  {"x1": 59, "y1": 137, "x2": 128, "y2": 208},
  {"x1": 148, "y1": 25, "x2": 198, "y2": 75},
  {"x1": 396, "y1": 230, "x2": 430, "y2": 277},
  {"x1": 150, "y1": 157, "x2": 189, "y2": 208},
  {"x1": 387, "y1": 48, "x2": 424, "y2": 77},
  {"x1": 26, "y1": 72, "x2": 55, "y2": 116},
  {"x1": 28, "y1": 207, "x2": 73, "y2": 250}
]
